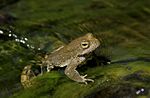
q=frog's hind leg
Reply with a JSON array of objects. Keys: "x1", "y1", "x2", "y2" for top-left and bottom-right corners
[{"x1": 21, "y1": 65, "x2": 36, "y2": 88}]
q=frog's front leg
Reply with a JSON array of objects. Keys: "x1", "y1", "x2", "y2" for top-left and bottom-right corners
[
  {"x1": 47, "y1": 65, "x2": 54, "y2": 72},
  {"x1": 64, "y1": 57, "x2": 94, "y2": 84},
  {"x1": 39, "y1": 64, "x2": 54, "y2": 75}
]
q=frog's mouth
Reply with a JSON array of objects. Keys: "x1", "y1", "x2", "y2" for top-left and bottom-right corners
[{"x1": 78, "y1": 52, "x2": 92, "y2": 58}]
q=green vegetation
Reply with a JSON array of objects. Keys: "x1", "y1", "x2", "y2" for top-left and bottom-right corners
[
  {"x1": 0, "y1": 0, "x2": 149, "y2": 98},
  {"x1": 10, "y1": 61, "x2": 150, "y2": 98}
]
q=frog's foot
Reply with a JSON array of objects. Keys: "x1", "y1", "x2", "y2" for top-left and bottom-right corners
[
  {"x1": 65, "y1": 65, "x2": 94, "y2": 84},
  {"x1": 81, "y1": 74, "x2": 94, "y2": 84},
  {"x1": 47, "y1": 65, "x2": 54, "y2": 72}
]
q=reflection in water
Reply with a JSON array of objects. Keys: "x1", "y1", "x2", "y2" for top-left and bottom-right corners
[
  {"x1": 0, "y1": 29, "x2": 41, "y2": 50},
  {"x1": 136, "y1": 88, "x2": 145, "y2": 95}
]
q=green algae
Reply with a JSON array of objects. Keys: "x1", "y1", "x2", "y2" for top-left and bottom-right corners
[{"x1": 9, "y1": 61, "x2": 150, "y2": 98}]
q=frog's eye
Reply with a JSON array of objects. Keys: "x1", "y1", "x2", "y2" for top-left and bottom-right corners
[{"x1": 81, "y1": 41, "x2": 89, "y2": 49}]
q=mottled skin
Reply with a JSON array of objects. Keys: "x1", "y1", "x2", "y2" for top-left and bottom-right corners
[
  {"x1": 21, "y1": 65, "x2": 36, "y2": 88},
  {"x1": 42, "y1": 33, "x2": 100, "y2": 84}
]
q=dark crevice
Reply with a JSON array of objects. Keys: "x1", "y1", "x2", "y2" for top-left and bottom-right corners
[
  {"x1": 111, "y1": 57, "x2": 150, "y2": 64},
  {"x1": 0, "y1": 0, "x2": 20, "y2": 9}
]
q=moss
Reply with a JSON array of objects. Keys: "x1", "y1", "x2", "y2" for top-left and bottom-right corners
[{"x1": 9, "y1": 61, "x2": 150, "y2": 98}]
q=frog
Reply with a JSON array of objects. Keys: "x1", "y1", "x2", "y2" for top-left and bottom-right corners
[{"x1": 41, "y1": 33, "x2": 100, "y2": 84}]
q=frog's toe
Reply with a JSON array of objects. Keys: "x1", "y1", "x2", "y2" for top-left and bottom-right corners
[
  {"x1": 83, "y1": 78, "x2": 94, "y2": 84},
  {"x1": 84, "y1": 81, "x2": 88, "y2": 85},
  {"x1": 82, "y1": 74, "x2": 87, "y2": 78},
  {"x1": 81, "y1": 74, "x2": 94, "y2": 84},
  {"x1": 85, "y1": 78, "x2": 94, "y2": 82}
]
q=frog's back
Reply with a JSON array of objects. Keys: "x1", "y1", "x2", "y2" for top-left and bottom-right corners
[
  {"x1": 43, "y1": 33, "x2": 100, "y2": 67},
  {"x1": 44, "y1": 46, "x2": 76, "y2": 67}
]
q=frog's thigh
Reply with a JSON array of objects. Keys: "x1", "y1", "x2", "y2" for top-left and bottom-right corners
[{"x1": 64, "y1": 57, "x2": 85, "y2": 82}]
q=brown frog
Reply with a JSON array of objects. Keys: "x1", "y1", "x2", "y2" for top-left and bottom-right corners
[{"x1": 41, "y1": 33, "x2": 100, "y2": 84}]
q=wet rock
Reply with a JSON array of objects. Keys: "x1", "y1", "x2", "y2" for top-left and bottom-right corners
[
  {"x1": 0, "y1": 12, "x2": 17, "y2": 24},
  {"x1": 123, "y1": 70, "x2": 150, "y2": 83},
  {"x1": 86, "y1": 83, "x2": 149, "y2": 98}
]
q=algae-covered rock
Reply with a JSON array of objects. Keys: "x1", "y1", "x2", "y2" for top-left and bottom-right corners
[{"x1": 10, "y1": 61, "x2": 150, "y2": 98}]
